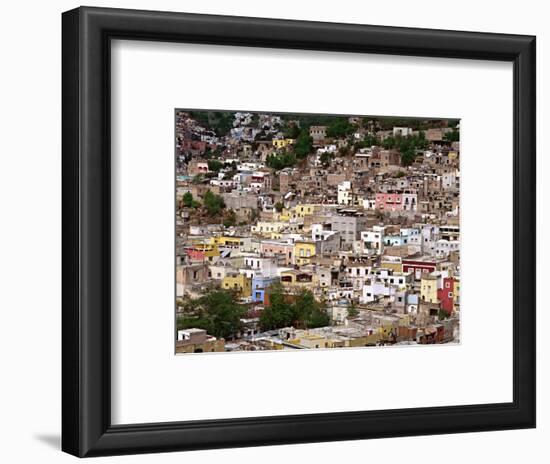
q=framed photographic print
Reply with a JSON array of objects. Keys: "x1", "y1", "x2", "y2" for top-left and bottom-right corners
[{"x1": 62, "y1": 6, "x2": 536, "y2": 457}]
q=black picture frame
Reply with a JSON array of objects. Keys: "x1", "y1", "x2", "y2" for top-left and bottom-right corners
[{"x1": 62, "y1": 6, "x2": 536, "y2": 457}]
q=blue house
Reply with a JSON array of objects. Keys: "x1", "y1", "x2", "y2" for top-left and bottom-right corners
[{"x1": 251, "y1": 275, "x2": 279, "y2": 303}]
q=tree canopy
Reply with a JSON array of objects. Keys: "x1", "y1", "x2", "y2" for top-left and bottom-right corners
[
  {"x1": 274, "y1": 201, "x2": 284, "y2": 213},
  {"x1": 320, "y1": 151, "x2": 333, "y2": 167},
  {"x1": 293, "y1": 129, "x2": 314, "y2": 159},
  {"x1": 381, "y1": 131, "x2": 428, "y2": 167},
  {"x1": 182, "y1": 191, "x2": 200, "y2": 208},
  {"x1": 443, "y1": 128, "x2": 460, "y2": 142},
  {"x1": 354, "y1": 134, "x2": 379, "y2": 149},
  {"x1": 190, "y1": 111, "x2": 233, "y2": 136},
  {"x1": 326, "y1": 118, "x2": 355, "y2": 139},
  {"x1": 347, "y1": 303, "x2": 359, "y2": 318},
  {"x1": 260, "y1": 284, "x2": 330, "y2": 330},
  {"x1": 207, "y1": 159, "x2": 224, "y2": 172},
  {"x1": 203, "y1": 190, "x2": 225, "y2": 216},
  {"x1": 177, "y1": 290, "x2": 246, "y2": 339},
  {"x1": 266, "y1": 151, "x2": 297, "y2": 170},
  {"x1": 284, "y1": 123, "x2": 301, "y2": 139}
]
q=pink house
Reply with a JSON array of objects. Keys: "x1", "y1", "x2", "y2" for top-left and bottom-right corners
[
  {"x1": 375, "y1": 189, "x2": 417, "y2": 212},
  {"x1": 260, "y1": 241, "x2": 294, "y2": 265},
  {"x1": 375, "y1": 191, "x2": 403, "y2": 211},
  {"x1": 186, "y1": 248, "x2": 206, "y2": 262}
]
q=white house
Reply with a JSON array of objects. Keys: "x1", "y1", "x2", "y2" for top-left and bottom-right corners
[
  {"x1": 337, "y1": 181, "x2": 353, "y2": 206},
  {"x1": 435, "y1": 239, "x2": 460, "y2": 258},
  {"x1": 361, "y1": 226, "x2": 385, "y2": 255}
]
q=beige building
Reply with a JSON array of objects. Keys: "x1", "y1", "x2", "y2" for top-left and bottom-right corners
[
  {"x1": 309, "y1": 125, "x2": 327, "y2": 144},
  {"x1": 175, "y1": 328, "x2": 225, "y2": 354}
]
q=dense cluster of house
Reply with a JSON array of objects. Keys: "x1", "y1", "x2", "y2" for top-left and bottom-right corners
[{"x1": 175, "y1": 111, "x2": 460, "y2": 353}]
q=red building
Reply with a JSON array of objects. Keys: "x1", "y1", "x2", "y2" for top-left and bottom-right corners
[
  {"x1": 185, "y1": 248, "x2": 206, "y2": 262},
  {"x1": 402, "y1": 259, "x2": 437, "y2": 280},
  {"x1": 375, "y1": 191, "x2": 403, "y2": 211},
  {"x1": 437, "y1": 277, "x2": 455, "y2": 315}
]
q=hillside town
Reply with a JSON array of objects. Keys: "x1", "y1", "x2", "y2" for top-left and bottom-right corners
[{"x1": 175, "y1": 110, "x2": 460, "y2": 354}]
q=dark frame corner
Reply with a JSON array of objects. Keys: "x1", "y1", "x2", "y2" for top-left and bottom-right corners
[{"x1": 62, "y1": 6, "x2": 536, "y2": 457}]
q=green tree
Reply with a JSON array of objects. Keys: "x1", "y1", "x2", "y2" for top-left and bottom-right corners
[
  {"x1": 207, "y1": 159, "x2": 224, "y2": 172},
  {"x1": 354, "y1": 134, "x2": 379, "y2": 150},
  {"x1": 382, "y1": 132, "x2": 427, "y2": 166},
  {"x1": 294, "y1": 128, "x2": 314, "y2": 159},
  {"x1": 203, "y1": 190, "x2": 225, "y2": 217},
  {"x1": 259, "y1": 286, "x2": 330, "y2": 331},
  {"x1": 326, "y1": 118, "x2": 355, "y2": 138},
  {"x1": 284, "y1": 123, "x2": 301, "y2": 139},
  {"x1": 182, "y1": 191, "x2": 194, "y2": 207},
  {"x1": 177, "y1": 290, "x2": 246, "y2": 339},
  {"x1": 260, "y1": 283, "x2": 295, "y2": 330},
  {"x1": 274, "y1": 201, "x2": 284, "y2": 213},
  {"x1": 293, "y1": 290, "x2": 330, "y2": 329},
  {"x1": 443, "y1": 128, "x2": 460, "y2": 142},
  {"x1": 266, "y1": 152, "x2": 297, "y2": 171},
  {"x1": 382, "y1": 135, "x2": 397, "y2": 149},
  {"x1": 190, "y1": 111, "x2": 234, "y2": 136},
  {"x1": 347, "y1": 303, "x2": 359, "y2": 318},
  {"x1": 400, "y1": 147, "x2": 416, "y2": 166},
  {"x1": 320, "y1": 151, "x2": 333, "y2": 167}
]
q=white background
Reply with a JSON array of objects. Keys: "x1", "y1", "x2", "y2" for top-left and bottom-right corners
[
  {"x1": 0, "y1": 1, "x2": 547, "y2": 463},
  {"x1": 111, "y1": 40, "x2": 513, "y2": 424}
]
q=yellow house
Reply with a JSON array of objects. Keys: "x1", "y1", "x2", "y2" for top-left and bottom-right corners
[
  {"x1": 294, "y1": 241, "x2": 316, "y2": 265},
  {"x1": 251, "y1": 221, "x2": 287, "y2": 237},
  {"x1": 280, "y1": 269, "x2": 298, "y2": 286},
  {"x1": 272, "y1": 138, "x2": 295, "y2": 149},
  {"x1": 276, "y1": 208, "x2": 291, "y2": 222},
  {"x1": 280, "y1": 269, "x2": 315, "y2": 290},
  {"x1": 210, "y1": 236, "x2": 242, "y2": 249},
  {"x1": 420, "y1": 275, "x2": 439, "y2": 303},
  {"x1": 222, "y1": 273, "x2": 251, "y2": 297},
  {"x1": 453, "y1": 278, "x2": 461, "y2": 312},
  {"x1": 380, "y1": 258, "x2": 403, "y2": 273},
  {"x1": 192, "y1": 243, "x2": 220, "y2": 261},
  {"x1": 294, "y1": 204, "x2": 318, "y2": 218}
]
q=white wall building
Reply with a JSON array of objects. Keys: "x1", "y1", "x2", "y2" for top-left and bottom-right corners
[
  {"x1": 435, "y1": 239, "x2": 460, "y2": 258},
  {"x1": 337, "y1": 181, "x2": 353, "y2": 206},
  {"x1": 361, "y1": 226, "x2": 385, "y2": 255}
]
